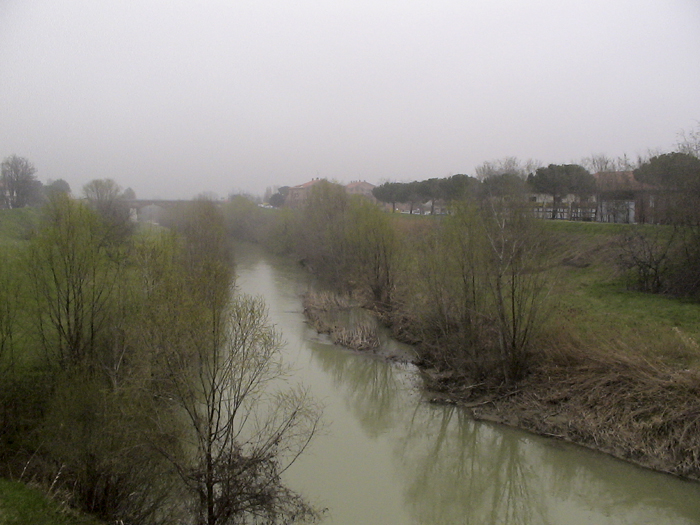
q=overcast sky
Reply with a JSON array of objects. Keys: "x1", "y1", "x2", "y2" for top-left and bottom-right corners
[{"x1": 1, "y1": 1, "x2": 699, "y2": 199}]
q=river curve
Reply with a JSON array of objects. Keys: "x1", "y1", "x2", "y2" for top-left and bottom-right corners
[{"x1": 233, "y1": 243, "x2": 700, "y2": 525}]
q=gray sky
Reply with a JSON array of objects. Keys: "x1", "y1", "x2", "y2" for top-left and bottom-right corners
[{"x1": 2, "y1": 1, "x2": 699, "y2": 199}]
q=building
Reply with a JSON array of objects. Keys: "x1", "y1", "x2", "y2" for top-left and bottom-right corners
[
  {"x1": 285, "y1": 179, "x2": 378, "y2": 208},
  {"x1": 286, "y1": 178, "x2": 325, "y2": 208},
  {"x1": 531, "y1": 192, "x2": 596, "y2": 221},
  {"x1": 594, "y1": 171, "x2": 657, "y2": 224},
  {"x1": 345, "y1": 180, "x2": 376, "y2": 200}
]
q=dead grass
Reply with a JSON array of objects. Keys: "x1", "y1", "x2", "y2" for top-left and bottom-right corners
[
  {"x1": 461, "y1": 326, "x2": 700, "y2": 479},
  {"x1": 526, "y1": 350, "x2": 699, "y2": 477},
  {"x1": 302, "y1": 292, "x2": 380, "y2": 352},
  {"x1": 331, "y1": 322, "x2": 379, "y2": 351},
  {"x1": 302, "y1": 290, "x2": 352, "y2": 312}
]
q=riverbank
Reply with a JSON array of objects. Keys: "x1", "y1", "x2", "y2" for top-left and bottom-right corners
[
  {"x1": 422, "y1": 346, "x2": 700, "y2": 481},
  {"x1": 303, "y1": 287, "x2": 700, "y2": 482}
]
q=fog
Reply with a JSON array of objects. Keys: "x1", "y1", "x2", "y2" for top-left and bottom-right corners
[{"x1": 1, "y1": 0, "x2": 699, "y2": 199}]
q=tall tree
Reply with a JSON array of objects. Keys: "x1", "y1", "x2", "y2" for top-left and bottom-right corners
[
  {"x1": 372, "y1": 182, "x2": 403, "y2": 212},
  {"x1": 480, "y1": 173, "x2": 529, "y2": 200},
  {"x1": 416, "y1": 178, "x2": 437, "y2": 214},
  {"x1": 634, "y1": 152, "x2": 700, "y2": 190},
  {"x1": 481, "y1": 201, "x2": 551, "y2": 382},
  {"x1": 144, "y1": 205, "x2": 321, "y2": 524},
  {"x1": 677, "y1": 123, "x2": 700, "y2": 158},
  {"x1": 157, "y1": 294, "x2": 321, "y2": 525},
  {"x1": 345, "y1": 197, "x2": 400, "y2": 307},
  {"x1": 298, "y1": 180, "x2": 350, "y2": 283},
  {"x1": 82, "y1": 178, "x2": 134, "y2": 244},
  {"x1": 475, "y1": 157, "x2": 541, "y2": 180},
  {"x1": 44, "y1": 178, "x2": 71, "y2": 198},
  {"x1": 441, "y1": 174, "x2": 479, "y2": 203},
  {"x1": 412, "y1": 200, "x2": 552, "y2": 384},
  {"x1": 122, "y1": 187, "x2": 136, "y2": 200},
  {"x1": 26, "y1": 194, "x2": 119, "y2": 369},
  {"x1": 634, "y1": 152, "x2": 700, "y2": 224},
  {"x1": 581, "y1": 153, "x2": 617, "y2": 174},
  {"x1": 403, "y1": 181, "x2": 423, "y2": 214},
  {"x1": 527, "y1": 164, "x2": 595, "y2": 219},
  {"x1": 1, "y1": 155, "x2": 42, "y2": 208}
]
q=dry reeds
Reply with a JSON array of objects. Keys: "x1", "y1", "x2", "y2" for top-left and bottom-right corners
[
  {"x1": 302, "y1": 291, "x2": 351, "y2": 312},
  {"x1": 302, "y1": 292, "x2": 380, "y2": 352},
  {"x1": 487, "y1": 338, "x2": 700, "y2": 479},
  {"x1": 331, "y1": 322, "x2": 379, "y2": 351}
]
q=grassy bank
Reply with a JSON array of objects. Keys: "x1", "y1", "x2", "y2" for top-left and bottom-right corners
[
  {"x1": 0, "y1": 208, "x2": 39, "y2": 248},
  {"x1": 0, "y1": 479, "x2": 104, "y2": 525},
  {"x1": 414, "y1": 219, "x2": 700, "y2": 478},
  {"x1": 545, "y1": 220, "x2": 700, "y2": 367}
]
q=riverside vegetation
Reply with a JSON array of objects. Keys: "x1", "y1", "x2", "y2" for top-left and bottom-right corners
[
  {"x1": 2, "y1": 172, "x2": 700, "y2": 522},
  {"x1": 225, "y1": 179, "x2": 700, "y2": 480},
  {"x1": 0, "y1": 196, "x2": 321, "y2": 525}
]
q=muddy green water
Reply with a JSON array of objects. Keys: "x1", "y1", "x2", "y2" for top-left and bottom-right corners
[{"x1": 234, "y1": 244, "x2": 700, "y2": 525}]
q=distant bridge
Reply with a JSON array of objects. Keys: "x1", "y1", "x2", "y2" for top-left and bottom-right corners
[
  {"x1": 124, "y1": 199, "x2": 192, "y2": 223},
  {"x1": 125, "y1": 199, "x2": 231, "y2": 222},
  {"x1": 124, "y1": 199, "x2": 191, "y2": 210}
]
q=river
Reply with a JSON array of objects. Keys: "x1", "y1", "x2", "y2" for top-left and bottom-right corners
[{"x1": 233, "y1": 243, "x2": 700, "y2": 525}]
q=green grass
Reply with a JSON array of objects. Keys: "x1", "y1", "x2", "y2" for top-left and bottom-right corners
[
  {"x1": 540, "y1": 220, "x2": 700, "y2": 368},
  {"x1": 0, "y1": 479, "x2": 104, "y2": 525},
  {"x1": 0, "y1": 208, "x2": 40, "y2": 248},
  {"x1": 541, "y1": 218, "x2": 636, "y2": 235}
]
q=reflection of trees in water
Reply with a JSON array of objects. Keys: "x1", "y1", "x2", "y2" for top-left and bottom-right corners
[
  {"x1": 305, "y1": 332, "x2": 700, "y2": 524},
  {"x1": 396, "y1": 403, "x2": 700, "y2": 525},
  {"x1": 307, "y1": 336, "x2": 700, "y2": 524},
  {"x1": 309, "y1": 334, "x2": 548, "y2": 524},
  {"x1": 396, "y1": 405, "x2": 546, "y2": 525},
  {"x1": 308, "y1": 340, "x2": 406, "y2": 438},
  {"x1": 538, "y1": 439, "x2": 700, "y2": 524}
]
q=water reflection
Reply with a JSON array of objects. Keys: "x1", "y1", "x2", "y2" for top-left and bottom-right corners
[
  {"x1": 235, "y1": 243, "x2": 700, "y2": 525},
  {"x1": 394, "y1": 405, "x2": 541, "y2": 525},
  {"x1": 308, "y1": 340, "x2": 407, "y2": 439}
]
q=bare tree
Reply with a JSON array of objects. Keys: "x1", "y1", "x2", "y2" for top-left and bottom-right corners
[
  {"x1": 474, "y1": 157, "x2": 541, "y2": 180},
  {"x1": 157, "y1": 294, "x2": 321, "y2": 525},
  {"x1": 482, "y1": 202, "x2": 551, "y2": 383},
  {"x1": 345, "y1": 197, "x2": 400, "y2": 307},
  {"x1": 414, "y1": 200, "x2": 552, "y2": 385},
  {"x1": 617, "y1": 227, "x2": 676, "y2": 294},
  {"x1": 82, "y1": 178, "x2": 134, "y2": 244},
  {"x1": 581, "y1": 153, "x2": 617, "y2": 173},
  {"x1": 82, "y1": 178, "x2": 121, "y2": 202},
  {"x1": 26, "y1": 194, "x2": 119, "y2": 369},
  {"x1": 677, "y1": 122, "x2": 700, "y2": 158},
  {"x1": 1, "y1": 154, "x2": 42, "y2": 208}
]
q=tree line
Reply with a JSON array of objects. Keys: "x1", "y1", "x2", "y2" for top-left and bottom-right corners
[
  {"x1": 0, "y1": 194, "x2": 320, "y2": 524},
  {"x1": 0, "y1": 154, "x2": 137, "y2": 210},
  {"x1": 370, "y1": 151, "x2": 700, "y2": 224}
]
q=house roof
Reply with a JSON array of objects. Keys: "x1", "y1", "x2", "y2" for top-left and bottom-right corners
[
  {"x1": 291, "y1": 178, "x2": 325, "y2": 189},
  {"x1": 345, "y1": 180, "x2": 375, "y2": 189},
  {"x1": 594, "y1": 171, "x2": 655, "y2": 192}
]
